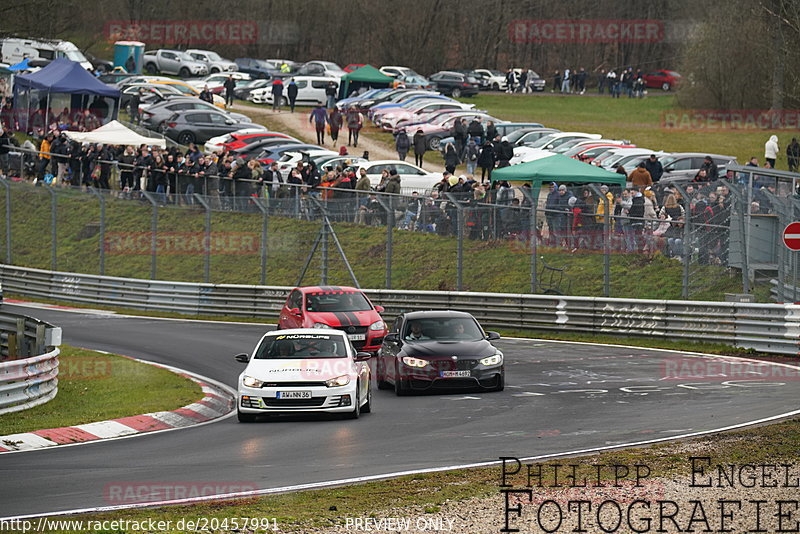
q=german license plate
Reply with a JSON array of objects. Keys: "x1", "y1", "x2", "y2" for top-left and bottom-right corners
[
  {"x1": 441, "y1": 370, "x2": 471, "y2": 378},
  {"x1": 276, "y1": 391, "x2": 311, "y2": 399},
  {"x1": 347, "y1": 333, "x2": 366, "y2": 341}
]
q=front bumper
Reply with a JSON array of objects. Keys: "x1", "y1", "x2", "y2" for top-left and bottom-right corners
[
  {"x1": 238, "y1": 384, "x2": 356, "y2": 414},
  {"x1": 399, "y1": 363, "x2": 503, "y2": 390}
]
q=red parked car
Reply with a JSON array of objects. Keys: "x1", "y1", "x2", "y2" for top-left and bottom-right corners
[
  {"x1": 642, "y1": 70, "x2": 682, "y2": 91},
  {"x1": 222, "y1": 132, "x2": 292, "y2": 151},
  {"x1": 278, "y1": 286, "x2": 388, "y2": 353}
]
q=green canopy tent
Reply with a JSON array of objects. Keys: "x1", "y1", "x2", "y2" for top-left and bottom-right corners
[
  {"x1": 338, "y1": 65, "x2": 394, "y2": 99},
  {"x1": 490, "y1": 154, "x2": 625, "y2": 295},
  {"x1": 490, "y1": 153, "x2": 626, "y2": 187}
]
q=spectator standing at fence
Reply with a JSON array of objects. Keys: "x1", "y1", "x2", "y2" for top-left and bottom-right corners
[
  {"x1": 629, "y1": 162, "x2": 652, "y2": 188},
  {"x1": 594, "y1": 184, "x2": 614, "y2": 226},
  {"x1": 328, "y1": 107, "x2": 343, "y2": 146},
  {"x1": 628, "y1": 189, "x2": 645, "y2": 250},
  {"x1": 413, "y1": 128, "x2": 426, "y2": 167},
  {"x1": 464, "y1": 137, "x2": 479, "y2": 175},
  {"x1": 118, "y1": 145, "x2": 136, "y2": 193},
  {"x1": 786, "y1": 138, "x2": 799, "y2": 172},
  {"x1": 395, "y1": 129, "x2": 410, "y2": 161},
  {"x1": 310, "y1": 104, "x2": 327, "y2": 145},
  {"x1": 224, "y1": 75, "x2": 236, "y2": 107},
  {"x1": 764, "y1": 135, "x2": 779, "y2": 169},
  {"x1": 699, "y1": 155, "x2": 719, "y2": 181},
  {"x1": 659, "y1": 193, "x2": 685, "y2": 258},
  {"x1": 477, "y1": 140, "x2": 495, "y2": 183},
  {"x1": 271, "y1": 79, "x2": 284, "y2": 112}
]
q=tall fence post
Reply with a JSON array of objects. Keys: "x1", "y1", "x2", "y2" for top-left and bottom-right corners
[
  {"x1": 521, "y1": 187, "x2": 539, "y2": 294},
  {"x1": 375, "y1": 196, "x2": 394, "y2": 289},
  {"x1": 589, "y1": 184, "x2": 611, "y2": 297},
  {"x1": 142, "y1": 191, "x2": 159, "y2": 280},
  {"x1": 674, "y1": 183, "x2": 692, "y2": 299},
  {"x1": 88, "y1": 188, "x2": 106, "y2": 275},
  {"x1": 0, "y1": 177, "x2": 11, "y2": 264},
  {"x1": 320, "y1": 206, "x2": 329, "y2": 286},
  {"x1": 445, "y1": 193, "x2": 464, "y2": 291},
  {"x1": 43, "y1": 184, "x2": 57, "y2": 271},
  {"x1": 193, "y1": 194, "x2": 212, "y2": 283},
  {"x1": 721, "y1": 179, "x2": 749, "y2": 294},
  {"x1": 251, "y1": 196, "x2": 269, "y2": 285}
]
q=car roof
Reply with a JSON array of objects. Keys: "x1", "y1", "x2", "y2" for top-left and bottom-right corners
[
  {"x1": 402, "y1": 310, "x2": 477, "y2": 320},
  {"x1": 295, "y1": 285, "x2": 361, "y2": 293},
  {"x1": 264, "y1": 328, "x2": 347, "y2": 338},
  {"x1": 661, "y1": 152, "x2": 734, "y2": 159}
]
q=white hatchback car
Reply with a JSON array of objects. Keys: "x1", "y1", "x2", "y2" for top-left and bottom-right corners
[
  {"x1": 346, "y1": 160, "x2": 444, "y2": 195},
  {"x1": 235, "y1": 329, "x2": 372, "y2": 422}
]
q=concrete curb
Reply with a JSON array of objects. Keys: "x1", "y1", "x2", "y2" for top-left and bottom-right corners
[{"x1": 0, "y1": 354, "x2": 235, "y2": 453}]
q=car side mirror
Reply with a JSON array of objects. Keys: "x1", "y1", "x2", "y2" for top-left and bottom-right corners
[
  {"x1": 355, "y1": 352, "x2": 372, "y2": 362},
  {"x1": 289, "y1": 307, "x2": 301, "y2": 316},
  {"x1": 374, "y1": 305, "x2": 385, "y2": 313},
  {"x1": 234, "y1": 353, "x2": 250, "y2": 363},
  {"x1": 384, "y1": 333, "x2": 399, "y2": 343},
  {"x1": 226, "y1": 119, "x2": 235, "y2": 124},
  {"x1": 486, "y1": 331, "x2": 501, "y2": 341}
]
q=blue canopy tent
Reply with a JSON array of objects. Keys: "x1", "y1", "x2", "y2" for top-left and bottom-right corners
[
  {"x1": 8, "y1": 58, "x2": 31, "y2": 71},
  {"x1": 13, "y1": 58, "x2": 120, "y2": 131}
]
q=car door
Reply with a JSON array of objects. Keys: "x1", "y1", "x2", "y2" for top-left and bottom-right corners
[
  {"x1": 160, "y1": 51, "x2": 179, "y2": 74},
  {"x1": 279, "y1": 290, "x2": 303, "y2": 328},
  {"x1": 381, "y1": 315, "x2": 404, "y2": 382}
]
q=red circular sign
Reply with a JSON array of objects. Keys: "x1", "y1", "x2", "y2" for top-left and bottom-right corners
[{"x1": 783, "y1": 222, "x2": 800, "y2": 251}]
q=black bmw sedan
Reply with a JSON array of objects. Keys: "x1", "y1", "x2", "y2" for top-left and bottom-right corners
[{"x1": 376, "y1": 311, "x2": 504, "y2": 395}]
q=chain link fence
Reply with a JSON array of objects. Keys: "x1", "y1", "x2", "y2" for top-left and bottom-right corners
[{"x1": 1, "y1": 150, "x2": 798, "y2": 301}]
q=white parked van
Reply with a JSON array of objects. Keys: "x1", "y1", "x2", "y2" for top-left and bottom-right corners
[
  {"x1": 0, "y1": 38, "x2": 92, "y2": 70},
  {"x1": 249, "y1": 76, "x2": 338, "y2": 106}
]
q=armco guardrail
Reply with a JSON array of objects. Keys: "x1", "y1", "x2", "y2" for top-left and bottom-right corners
[
  {"x1": 0, "y1": 264, "x2": 798, "y2": 356},
  {"x1": 0, "y1": 310, "x2": 62, "y2": 415},
  {"x1": 771, "y1": 279, "x2": 799, "y2": 304}
]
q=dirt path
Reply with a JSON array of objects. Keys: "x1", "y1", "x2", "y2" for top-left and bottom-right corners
[{"x1": 230, "y1": 103, "x2": 441, "y2": 172}]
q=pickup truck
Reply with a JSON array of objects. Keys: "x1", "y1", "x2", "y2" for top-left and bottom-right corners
[
  {"x1": 143, "y1": 49, "x2": 208, "y2": 78},
  {"x1": 186, "y1": 49, "x2": 238, "y2": 73}
]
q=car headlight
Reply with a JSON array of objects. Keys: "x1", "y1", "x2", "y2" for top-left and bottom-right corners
[
  {"x1": 312, "y1": 322, "x2": 332, "y2": 329},
  {"x1": 480, "y1": 353, "x2": 504, "y2": 366},
  {"x1": 402, "y1": 356, "x2": 429, "y2": 368},
  {"x1": 325, "y1": 375, "x2": 350, "y2": 387},
  {"x1": 369, "y1": 320, "x2": 385, "y2": 331},
  {"x1": 243, "y1": 375, "x2": 264, "y2": 388}
]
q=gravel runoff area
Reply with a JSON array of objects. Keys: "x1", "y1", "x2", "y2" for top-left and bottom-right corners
[{"x1": 276, "y1": 438, "x2": 800, "y2": 533}]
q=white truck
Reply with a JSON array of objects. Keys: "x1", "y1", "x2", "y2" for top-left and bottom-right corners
[
  {"x1": 143, "y1": 49, "x2": 208, "y2": 78},
  {"x1": 186, "y1": 49, "x2": 237, "y2": 73},
  {"x1": 0, "y1": 37, "x2": 92, "y2": 70}
]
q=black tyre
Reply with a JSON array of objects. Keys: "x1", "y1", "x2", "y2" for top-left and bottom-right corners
[
  {"x1": 492, "y1": 82, "x2": 500, "y2": 91},
  {"x1": 428, "y1": 136, "x2": 441, "y2": 151},
  {"x1": 237, "y1": 409, "x2": 257, "y2": 422},
  {"x1": 491, "y1": 373, "x2": 505, "y2": 392},
  {"x1": 451, "y1": 87, "x2": 462, "y2": 98},
  {"x1": 394, "y1": 364, "x2": 410, "y2": 396},
  {"x1": 179, "y1": 67, "x2": 190, "y2": 78},
  {"x1": 345, "y1": 386, "x2": 361, "y2": 419},
  {"x1": 211, "y1": 68, "x2": 220, "y2": 74},
  {"x1": 361, "y1": 385, "x2": 372, "y2": 413},
  {"x1": 177, "y1": 131, "x2": 195, "y2": 145},
  {"x1": 377, "y1": 359, "x2": 392, "y2": 390},
  {"x1": 145, "y1": 63, "x2": 158, "y2": 75},
  {"x1": 662, "y1": 82, "x2": 671, "y2": 91}
]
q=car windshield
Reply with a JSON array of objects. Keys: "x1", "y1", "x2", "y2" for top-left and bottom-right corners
[
  {"x1": 205, "y1": 52, "x2": 222, "y2": 61},
  {"x1": 552, "y1": 139, "x2": 586, "y2": 153},
  {"x1": 525, "y1": 134, "x2": 559, "y2": 149},
  {"x1": 63, "y1": 50, "x2": 87, "y2": 62},
  {"x1": 321, "y1": 62, "x2": 346, "y2": 73},
  {"x1": 507, "y1": 129, "x2": 539, "y2": 143},
  {"x1": 489, "y1": 70, "x2": 504, "y2": 77},
  {"x1": 178, "y1": 52, "x2": 195, "y2": 62},
  {"x1": 255, "y1": 333, "x2": 347, "y2": 359},
  {"x1": 305, "y1": 291, "x2": 372, "y2": 312},
  {"x1": 403, "y1": 317, "x2": 484, "y2": 342}
]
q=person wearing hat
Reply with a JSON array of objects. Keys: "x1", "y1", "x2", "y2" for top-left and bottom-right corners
[
  {"x1": 496, "y1": 136, "x2": 514, "y2": 168},
  {"x1": 384, "y1": 168, "x2": 401, "y2": 195},
  {"x1": 552, "y1": 184, "x2": 574, "y2": 248},
  {"x1": 595, "y1": 184, "x2": 614, "y2": 225},
  {"x1": 629, "y1": 162, "x2": 652, "y2": 188},
  {"x1": 442, "y1": 142, "x2": 459, "y2": 174}
]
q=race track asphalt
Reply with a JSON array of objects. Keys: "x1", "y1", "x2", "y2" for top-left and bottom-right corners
[{"x1": 1, "y1": 304, "x2": 798, "y2": 517}]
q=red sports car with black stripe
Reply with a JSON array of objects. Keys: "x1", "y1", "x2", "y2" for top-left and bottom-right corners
[{"x1": 278, "y1": 286, "x2": 388, "y2": 353}]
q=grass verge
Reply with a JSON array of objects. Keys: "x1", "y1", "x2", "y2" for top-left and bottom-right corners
[{"x1": 0, "y1": 345, "x2": 202, "y2": 436}]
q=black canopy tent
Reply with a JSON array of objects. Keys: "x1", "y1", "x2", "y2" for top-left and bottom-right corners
[{"x1": 12, "y1": 58, "x2": 120, "y2": 131}]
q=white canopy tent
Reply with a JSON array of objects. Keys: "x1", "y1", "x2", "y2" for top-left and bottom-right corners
[{"x1": 64, "y1": 120, "x2": 167, "y2": 148}]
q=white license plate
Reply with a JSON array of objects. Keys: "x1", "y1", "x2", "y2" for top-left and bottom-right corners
[
  {"x1": 276, "y1": 391, "x2": 311, "y2": 399},
  {"x1": 441, "y1": 370, "x2": 471, "y2": 378},
  {"x1": 347, "y1": 333, "x2": 366, "y2": 341}
]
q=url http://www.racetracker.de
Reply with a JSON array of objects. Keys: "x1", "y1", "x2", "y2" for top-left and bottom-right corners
[{"x1": 0, "y1": 516, "x2": 280, "y2": 533}]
